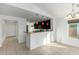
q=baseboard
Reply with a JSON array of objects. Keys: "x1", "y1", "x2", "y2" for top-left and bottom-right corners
[{"x1": 7, "y1": 36, "x2": 16, "y2": 38}]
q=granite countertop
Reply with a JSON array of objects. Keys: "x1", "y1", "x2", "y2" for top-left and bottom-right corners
[{"x1": 24, "y1": 30, "x2": 53, "y2": 33}]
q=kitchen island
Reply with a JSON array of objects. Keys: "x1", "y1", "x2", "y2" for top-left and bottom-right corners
[{"x1": 25, "y1": 31, "x2": 53, "y2": 50}]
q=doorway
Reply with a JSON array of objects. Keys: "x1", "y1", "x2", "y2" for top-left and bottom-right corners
[{"x1": 5, "y1": 20, "x2": 18, "y2": 40}]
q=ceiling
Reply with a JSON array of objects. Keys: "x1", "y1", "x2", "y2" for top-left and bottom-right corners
[
  {"x1": 1, "y1": 3, "x2": 79, "y2": 22},
  {"x1": 33, "y1": 3, "x2": 72, "y2": 18},
  {"x1": 0, "y1": 3, "x2": 49, "y2": 22}
]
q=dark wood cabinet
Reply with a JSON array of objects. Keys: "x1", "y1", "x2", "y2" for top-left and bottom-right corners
[{"x1": 34, "y1": 20, "x2": 50, "y2": 29}]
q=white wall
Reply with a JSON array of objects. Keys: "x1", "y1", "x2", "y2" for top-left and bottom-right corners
[
  {"x1": 56, "y1": 18, "x2": 68, "y2": 42},
  {"x1": 51, "y1": 18, "x2": 56, "y2": 42},
  {"x1": 18, "y1": 19, "x2": 27, "y2": 43}
]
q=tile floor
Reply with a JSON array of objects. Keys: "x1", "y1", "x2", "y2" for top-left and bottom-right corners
[{"x1": 0, "y1": 37, "x2": 79, "y2": 55}]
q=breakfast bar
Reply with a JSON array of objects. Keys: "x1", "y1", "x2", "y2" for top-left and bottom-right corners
[{"x1": 26, "y1": 31, "x2": 53, "y2": 50}]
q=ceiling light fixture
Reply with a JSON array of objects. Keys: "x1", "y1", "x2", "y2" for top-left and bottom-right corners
[{"x1": 65, "y1": 3, "x2": 79, "y2": 20}]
